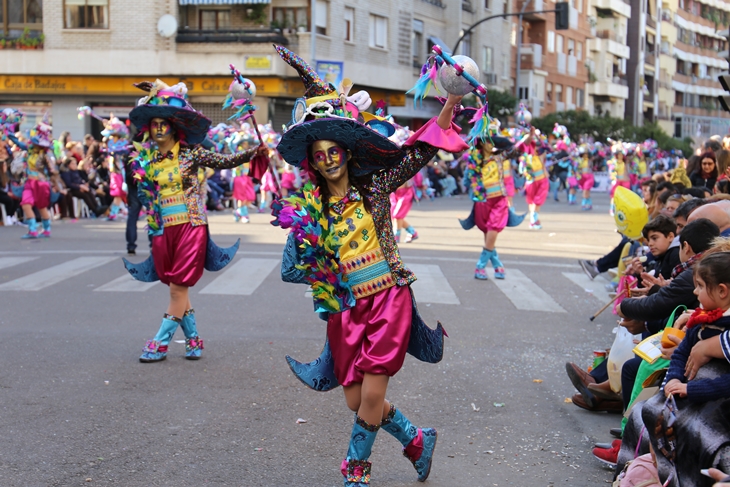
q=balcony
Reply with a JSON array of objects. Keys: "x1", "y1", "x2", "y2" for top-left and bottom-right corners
[
  {"x1": 588, "y1": 35, "x2": 630, "y2": 59},
  {"x1": 557, "y1": 52, "x2": 566, "y2": 74},
  {"x1": 588, "y1": 80, "x2": 630, "y2": 99},
  {"x1": 592, "y1": 0, "x2": 631, "y2": 18},
  {"x1": 661, "y1": 10, "x2": 672, "y2": 22},
  {"x1": 176, "y1": 28, "x2": 288, "y2": 45},
  {"x1": 568, "y1": 54, "x2": 577, "y2": 76},
  {"x1": 646, "y1": 16, "x2": 656, "y2": 30},
  {"x1": 520, "y1": 43, "x2": 543, "y2": 69}
]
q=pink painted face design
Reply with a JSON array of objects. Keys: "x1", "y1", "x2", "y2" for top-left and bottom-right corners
[
  {"x1": 150, "y1": 118, "x2": 173, "y2": 143},
  {"x1": 311, "y1": 140, "x2": 349, "y2": 184},
  {"x1": 313, "y1": 145, "x2": 346, "y2": 169}
]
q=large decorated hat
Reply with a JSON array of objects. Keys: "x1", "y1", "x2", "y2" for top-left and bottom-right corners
[
  {"x1": 129, "y1": 80, "x2": 211, "y2": 145},
  {"x1": 102, "y1": 115, "x2": 129, "y2": 138},
  {"x1": 29, "y1": 120, "x2": 53, "y2": 148},
  {"x1": 274, "y1": 46, "x2": 404, "y2": 176}
]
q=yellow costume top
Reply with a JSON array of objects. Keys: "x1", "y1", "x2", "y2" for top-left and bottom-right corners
[{"x1": 153, "y1": 143, "x2": 203, "y2": 227}]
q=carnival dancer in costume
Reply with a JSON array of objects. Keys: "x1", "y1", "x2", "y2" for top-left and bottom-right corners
[
  {"x1": 461, "y1": 132, "x2": 513, "y2": 280},
  {"x1": 7, "y1": 119, "x2": 57, "y2": 239},
  {"x1": 270, "y1": 46, "x2": 467, "y2": 486},
  {"x1": 103, "y1": 116, "x2": 130, "y2": 221},
  {"x1": 576, "y1": 146, "x2": 595, "y2": 211},
  {"x1": 609, "y1": 145, "x2": 632, "y2": 214},
  {"x1": 519, "y1": 126, "x2": 549, "y2": 230},
  {"x1": 232, "y1": 163, "x2": 255, "y2": 223},
  {"x1": 124, "y1": 80, "x2": 264, "y2": 362}
]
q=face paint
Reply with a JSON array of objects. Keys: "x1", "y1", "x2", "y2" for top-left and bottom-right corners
[
  {"x1": 313, "y1": 145, "x2": 346, "y2": 169},
  {"x1": 310, "y1": 140, "x2": 349, "y2": 184},
  {"x1": 150, "y1": 118, "x2": 172, "y2": 141}
]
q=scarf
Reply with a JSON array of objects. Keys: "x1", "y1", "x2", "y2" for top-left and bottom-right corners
[
  {"x1": 686, "y1": 307, "x2": 726, "y2": 329},
  {"x1": 670, "y1": 251, "x2": 703, "y2": 279}
]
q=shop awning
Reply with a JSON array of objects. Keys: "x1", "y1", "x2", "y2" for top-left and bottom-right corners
[{"x1": 179, "y1": 0, "x2": 271, "y2": 5}]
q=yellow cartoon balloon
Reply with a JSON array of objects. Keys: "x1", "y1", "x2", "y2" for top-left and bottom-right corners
[{"x1": 613, "y1": 186, "x2": 648, "y2": 240}]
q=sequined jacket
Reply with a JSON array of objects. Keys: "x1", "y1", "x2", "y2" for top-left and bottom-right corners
[
  {"x1": 139, "y1": 145, "x2": 258, "y2": 234},
  {"x1": 359, "y1": 140, "x2": 439, "y2": 286}
]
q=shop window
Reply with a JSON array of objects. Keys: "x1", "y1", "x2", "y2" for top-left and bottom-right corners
[
  {"x1": 64, "y1": 0, "x2": 109, "y2": 29},
  {"x1": 2, "y1": 0, "x2": 43, "y2": 37},
  {"x1": 369, "y1": 13, "x2": 387, "y2": 49}
]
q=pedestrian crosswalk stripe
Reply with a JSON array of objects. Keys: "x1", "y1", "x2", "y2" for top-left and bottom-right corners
[
  {"x1": 561, "y1": 272, "x2": 611, "y2": 304},
  {"x1": 0, "y1": 256, "x2": 38, "y2": 271},
  {"x1": 490, "y1": 268, "x2": 567, "y2": 313},
  {"x1": 198, "y1": 258, "x2": 279, "y2": 295},
  {"x1": 408, "y1": 264, "x2": 461, "y2": 305},
  {"x1": 94, "y1": 274, "x2": 159, "y2": 293},
  {"x1": 0, "y1": 256, "x2": 116, "y2": 291}
]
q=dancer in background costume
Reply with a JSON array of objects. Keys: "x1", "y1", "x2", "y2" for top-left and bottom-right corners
[
  {"x1": 577, "y1": 146, "x2": 595, "y2": 210},
  {"x1": 519, "y1": 126, "x2": 548, "y2": 230},
  {"x1": 123, "y1": 80, "x2": 263, "y2": 362},
  {"x1": 7, "y1": 119, "x2": 57, "y2": 239},
  {"x1": 270, "y1": 46, "x2": 467, "y2": 486}
]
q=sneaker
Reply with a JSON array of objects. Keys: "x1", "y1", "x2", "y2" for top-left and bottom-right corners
[
  {"x1": 241, "y1": 216, "x2": 250, "y2": 223},
  {"x1": 529, "y1": 222, "x2": 542, "y2": 230},
  {"x1": 21, "y1": 231, "x2": 39, "y2": 239},
  {"x1": 474, "y1": 268, "x2": 488, "y2": 280},
  {"x1": 493, "y1": 267, "x2": 505, "y2": 279},
  {"x1": 579, "y1": 259, "x2": 600, "y2": 280},
  {"x1": 592, "y1": 440, "x2": 620, "y2": 468},
  {"x1": 40, "y1": 230, "x2": 51, "y2": 238},
  {"x1": 407, "y1": 231, "x2": 419, "y2": 242},
  {"x1": 127, "y1": 249, "x2": 136, "y2": 256}
]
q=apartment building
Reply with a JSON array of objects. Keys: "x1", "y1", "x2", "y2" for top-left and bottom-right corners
[
  {"x1": 585, "y1": 0, "x2": 631, "y2": 118},
  {"x1": 625, "y1": 0, "x2": 661, "y2": 126},
  {"x1": 0, "y1": 0, "x2": 514, "y2": 138},
  {"x1": 669, "y1": 0, "x2": 730, "y2": 140},
  {"x1": 510, "y1": 0, "x2": 592, "y2": 117}
]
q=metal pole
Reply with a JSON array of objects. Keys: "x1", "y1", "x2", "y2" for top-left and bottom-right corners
[{"x1": 514, "y1": 0, "x2": 531, "y2": 109}]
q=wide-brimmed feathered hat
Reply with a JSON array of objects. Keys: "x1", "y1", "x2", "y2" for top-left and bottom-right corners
[
  {"x1": 274, "y1": 46, "x2": 404, "y2": 177},
  {"x1": 129, "y1": 80, "x2": 211, "y2": 145}
]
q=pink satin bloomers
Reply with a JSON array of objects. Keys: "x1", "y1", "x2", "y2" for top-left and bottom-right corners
[
  {"x1": 152, "y1": 222, "x2": 207, "y2": 287},
  {"x1": 327, "y1": 285, "x2": 412, "y2": 387}
]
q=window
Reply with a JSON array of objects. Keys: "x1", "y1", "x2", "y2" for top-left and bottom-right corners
[
  {"x1": 64, "y1": 0, "x2": 108, "y2": 29},
  {"x1": 547, "y1": 82, "x2": 553, "y2": 102},
  {"x1": 485, "y1": 0, "x2": 490, "y2": 9},
  {"x1": 557, "y1": 34, "x2": 564, "y2": 53},
  {"x1": 556, "y1": 84, "x2": 563, "y2": 102},
  {"x1": 568, "y1": 38, "x2": 574, "y2": 55},
  {"x1": 344, "y1": 6, "x2": 354, "y2": 41},
  {"x1": 412, "y1": 19, "x2": 423, "y2": 65},
  {"x1": 461, "y1": 32, "x2": 471, "y2": 57},
  {"x1": 369, "y1": 14, "x2": 387, "y2": 49},
  {"x1": 1, "y1": 0, "x2": 42, "y2": 37},
  {"x1": 315, "y1": 0, "x2": 327, "y2": 35},
  {"x1": 576, "y1": 41, "x2": 582, "y2": 60},
  {"x1": 576, "y1": 88, "x2": 584, "y2": 107},
  {"x1": 518, "y1": 86, "x2": 529, "y2": 100},
  {"x1": 272, "y1": 7, "x2": 309, "y2": 31},
  {"x1": 566, "y1": 86, "x2": 573, "y2": 105},
  {"x1": 502, "y1": 53, "x2": 508, "y2": 77},
  {"x1": 547, "y1": 31, "x2": 555, "y2": 52},
  {"x1": 578, "y1": 0, "x2": 583, "y2": 12},
  {"x1": 482, "y1": 45, "x2": 493, "y2": 73},
  {"x1": 502, "y1": 0, "x2": 508, "y2": 15},
  {"x1": 199, "y1": 9, "x2": 230, "y2": 30}
]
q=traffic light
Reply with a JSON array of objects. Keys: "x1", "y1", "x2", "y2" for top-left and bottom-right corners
[
  {"x1": 555, "y1": 2, "x2": 569, "y2": 30},
  {"x1": 719, "y1": 75, "x2": 730, "y2": 112}
]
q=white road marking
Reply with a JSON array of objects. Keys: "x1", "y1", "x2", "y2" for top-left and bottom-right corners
[
  {"x1": 561, "y1": 272, "x2": 612, "y2": 303},
  {"x1": 198, "y1": 258, "x2": 279, "y2": 295},
  {"x1": 0, "y1": 257, "x2": 116, "y2": 291},
  {"x1": 0, "y1": 256, "x2": 38, "y2": 271},
  {"x1": 94, "y1": 274, "x2": 159, "y2": 292},
  {"x1": 408, "y1": 264, "x2": 461, "y2": 305},
  {"x1": 489, "y1": 268, "x2": 566, "y2": 313}
]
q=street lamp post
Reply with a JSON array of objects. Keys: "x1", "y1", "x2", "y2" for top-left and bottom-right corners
[{"x1": 514, "y1": 0, "x2": 532, "y2": 109}]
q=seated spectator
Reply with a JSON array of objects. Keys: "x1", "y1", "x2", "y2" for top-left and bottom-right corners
[
  {"x1": 60, "y1": 158, "x2": 108, "y2": 217},
  {"x1": 0, "y1": 159, "x2": 19, "y2": 225},
  {"x1": 673, "y1": 198, "x2": 706, "y2": 233},
  {"x1": 690, "y1": 151, "x2": 718, "y2": 191}
]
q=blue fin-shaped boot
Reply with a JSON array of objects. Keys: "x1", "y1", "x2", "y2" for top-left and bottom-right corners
[
  {"x1": 490, "y1": 248, "x2": 505, "y2": 279},
  {"x1": 474, "y1": 248, "x2": 493, "y2": 280},
  {"x1": 341, "y1": 416, "x2": 379, "y2": 486},
  {"x1": 140, "y1": 314, "x2": 180, "y2": 362},
  {"x1": 181, "y1": 308, "x2": 203, "y2": 360},
  {"x1": 380, "y1": 404, "x2": 438, "y2": 482}
]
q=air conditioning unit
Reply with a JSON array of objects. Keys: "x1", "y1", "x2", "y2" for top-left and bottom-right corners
[{"x1": 483, "y1": 72, "x2": 498, "y2": 85}]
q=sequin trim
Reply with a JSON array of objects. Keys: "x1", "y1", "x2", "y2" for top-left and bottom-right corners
[
  {"x1": 184, "y1": 308, "x2": 195, "y2": 316},
  {"x1": 163, "y1": 313, "x2": 182, "y2": 323},
  {"x1": 143, "y1": 339, "x2": 168, "y2": 354},
  {"x1": 344, "y1": 459, "x2": 372, "y2": 484},
  {"x1": 341, "y1": 247, "x2": 395, "y2": 299},
  {"x1": 185, "y1": 336, "x2": 204, "y2": 352},
  {"x1": 356, "y1": 415, "x2": 381, "y2": 432}
]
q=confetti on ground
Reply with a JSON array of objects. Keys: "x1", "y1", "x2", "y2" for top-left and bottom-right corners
[
  {"x1": 296, "y1": 418, "x2": 307, "y2": 424},
  {"x1": 471, "y1": 403, "x2": 480, "y2": 412},
  {"x1": 565, "y1": 397, "x2": 573, "y2": 403},
  {"x1": 493, "y1": 402, "x2": 505, "y2": 408},
  {"x1": 533, "y1": 379, "x2": 543, "y2": 383}
]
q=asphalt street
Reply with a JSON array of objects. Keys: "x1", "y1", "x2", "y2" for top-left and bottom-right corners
[{"x1": 1, "y1": 191, "x2": 625, "y2": 487}]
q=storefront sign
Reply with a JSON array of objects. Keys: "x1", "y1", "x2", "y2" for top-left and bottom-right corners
[
  {"x1": 315, "y1": 61, "x2": 344, "y2": 91},
  {"x1": 243, "y1": 55, "x2": 272, "y2": 70}
]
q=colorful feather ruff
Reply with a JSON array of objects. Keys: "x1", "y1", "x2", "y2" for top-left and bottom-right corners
[
  {"x1": 271, "y1": 183, "x2": 355, "y2": 313},
  {"x1": 406, "y1": 58, "x2": 441, "y2": 107},
  {"x1": 130, "y1": 138, "x2": 162, "y2": 235}
]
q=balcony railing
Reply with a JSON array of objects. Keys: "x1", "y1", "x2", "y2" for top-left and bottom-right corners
[
  {"x1": 646, "y1": 16, "x2": 656, "y2": 29},
  {"x1": 176, "y1": 28, "x2": 288, "y2": 44},
  {"x1": 595, "y1": 30, "x2": 624, "y2": 43},
  {"x1": 520, "y1": 43, "x2": 543, "y2": 69}
]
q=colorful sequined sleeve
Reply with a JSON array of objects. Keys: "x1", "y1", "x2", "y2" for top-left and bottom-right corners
[
  {"x1": 191, "y1": 145, "x2": 259, "y2": 170},
  {"x1": 369, "y1": 141, "x2": 439, "y2": 195}
]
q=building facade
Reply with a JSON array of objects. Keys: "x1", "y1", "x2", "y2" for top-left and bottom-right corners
[
  {"x1": 0, "y1": 0, "x2": 514, "y2": 139},
  {"x1": 510, "y1": 0, "x2": 592, "y2": 117},
  {"x1": 585, "y1": 0, "x2": 631, "y2": 118}
]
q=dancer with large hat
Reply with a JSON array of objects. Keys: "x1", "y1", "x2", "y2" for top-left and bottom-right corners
[
  {"x1": 271, "y1": 46, "x2": 468, "y2": 486},
  {"x1": 124, "y1": 80, "x2": 264, "y2": 363}
]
